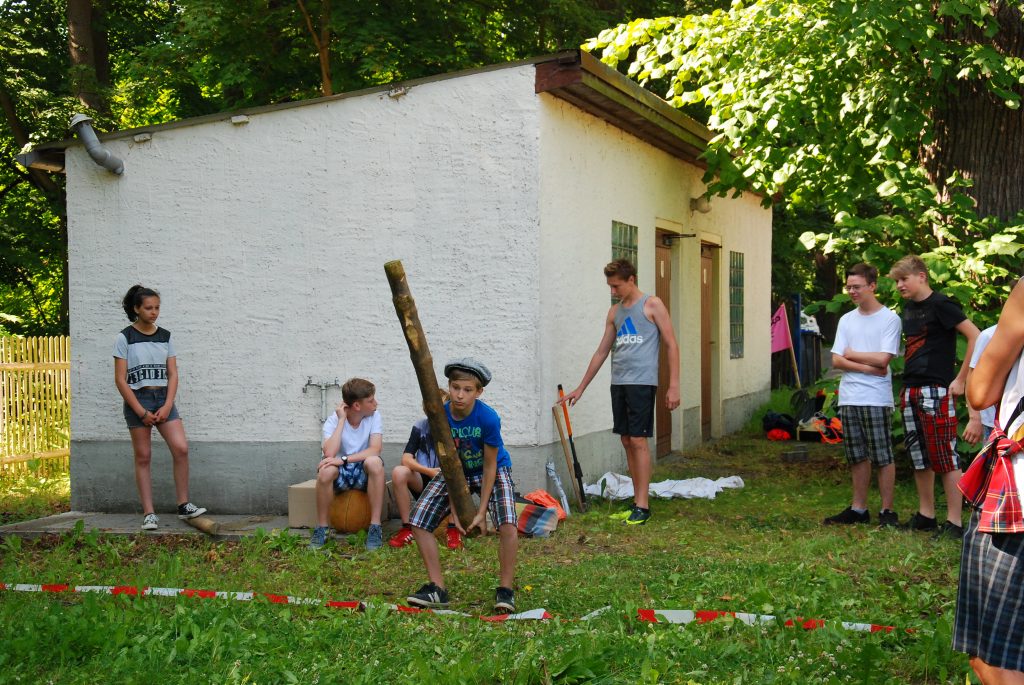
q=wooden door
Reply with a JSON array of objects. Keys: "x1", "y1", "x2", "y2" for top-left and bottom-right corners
[
  {"x1": 700, "y1": 245, "x2": 714, "y2": 440},
  {"x1": 655, "y1": 235, "x2": 672, "y2": 457}
]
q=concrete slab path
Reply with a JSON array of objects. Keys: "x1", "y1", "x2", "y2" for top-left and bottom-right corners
[{"x1": 0, "y1": 512, "x2": 403, "y2": 541}]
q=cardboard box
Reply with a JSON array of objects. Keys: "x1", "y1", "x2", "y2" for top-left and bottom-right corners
[{"x1": 288, "y1": 479, "x2": 317, "y2": 528}]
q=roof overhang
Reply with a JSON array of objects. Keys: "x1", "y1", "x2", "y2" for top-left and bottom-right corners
[
  {"x1": 18, "y1": 50, "x2": 710, "y2": 174},
  {"x1": 536, "y1": 50, "x2": 710, "y2": 166}
]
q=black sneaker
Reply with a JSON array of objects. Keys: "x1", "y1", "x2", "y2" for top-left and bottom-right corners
[
  {"x1": 624, "y1": 506, "x2": 651, "y2": 526},
  {"x1": 901, "y1": 512, "x2": 938, "y2": 532},
  {"x1": 878, "y1": 510, "x2": 900, "y2": 528},
  {"x1": 177, "y1": 502, "x2": 207, "y2": 520},
  {"x1": 494, "y1": 586, "x2": 516, "y2": 614},
  {"x1": 932, "y1": 520, "x2": 964, "y2": 541},
  {"x1": 407, "y1": 582, "x2": 449, "y2": 609},
  {"x1": 823, "y1": 506, "x2": 869, "y2": 525}
]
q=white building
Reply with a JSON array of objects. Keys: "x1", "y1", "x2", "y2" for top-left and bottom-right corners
[{"x1": 26, "y1": 51, "x2": 772, "y2": 513}]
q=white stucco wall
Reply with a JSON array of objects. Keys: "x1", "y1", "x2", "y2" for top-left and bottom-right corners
[
  {"x1": 67, "y1": 65, "x2": 542, "y2": 487},
  {"x1": 537, "y1": 95, "x2": 772, "y2": 451},
  {"x1": 64, "y1": 59, "x2": 771, "y2": 512}
]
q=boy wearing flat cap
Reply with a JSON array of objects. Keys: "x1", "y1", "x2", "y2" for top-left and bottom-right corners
[{"x1": 406, "y1": 358, "x2": 519, "y2": 615}]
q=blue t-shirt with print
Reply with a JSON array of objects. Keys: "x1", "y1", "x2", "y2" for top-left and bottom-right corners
[{"x1": 444, "y1": 399, "x2": 512, "y2": 476}]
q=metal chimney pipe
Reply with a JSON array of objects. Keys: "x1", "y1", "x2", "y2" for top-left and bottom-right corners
[{"x1": 69, "y1": 113, "x2": 124, "y2": 175}]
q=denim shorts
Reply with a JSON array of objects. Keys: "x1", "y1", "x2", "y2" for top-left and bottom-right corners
[{"x1": 123, "y1": 387, "x2": 180, "y2": 429}]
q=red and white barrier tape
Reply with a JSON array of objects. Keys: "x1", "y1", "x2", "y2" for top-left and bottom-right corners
[
  {"x1": 635, "y1": 608, "x2": 909, "y2": 633},
  {"x1": 0, "y1": 582, "x2": 906, "y2": 631}
]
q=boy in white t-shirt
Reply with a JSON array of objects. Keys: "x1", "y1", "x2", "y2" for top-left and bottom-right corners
[
  {"x1": 965, "y1": 325, "x2": 998, "y2": 445},
  {"x1": 824, "y1": 263, "x2": 903, "y2": 527},
  {"x1": 308, "y1": 378, "x2": 386, "y2": 551}
]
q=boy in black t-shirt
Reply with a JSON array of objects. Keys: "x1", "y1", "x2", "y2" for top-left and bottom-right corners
[{"x1": 890, "y1": 255, "x2": 980, "y2": 540}]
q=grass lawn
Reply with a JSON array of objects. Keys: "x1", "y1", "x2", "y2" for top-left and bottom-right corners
[{"x1": 0, "y1": 434, "x2": 972, "y2": 684}]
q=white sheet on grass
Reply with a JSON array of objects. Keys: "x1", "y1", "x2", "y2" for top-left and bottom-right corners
[{"x1": 583, "y1": 472, "x2": 744, "y2": 500}]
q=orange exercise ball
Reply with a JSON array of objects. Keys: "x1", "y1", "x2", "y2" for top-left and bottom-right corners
[{"x1": 328, "y1": 490, "x2": 371, "y2": 533}]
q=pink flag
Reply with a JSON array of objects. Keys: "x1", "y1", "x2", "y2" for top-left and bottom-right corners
[{"x1": 770, "y1": 304, "x2": 793, "y2": 353}]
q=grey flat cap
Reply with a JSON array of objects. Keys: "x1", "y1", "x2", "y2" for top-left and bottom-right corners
[{"x1": 444, "y1": 358, "x2": 492, "y2": 386}]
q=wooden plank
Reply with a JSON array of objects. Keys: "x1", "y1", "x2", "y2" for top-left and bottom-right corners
[
  {"x1": 0, "y1": 360, "x2": 71, "y2": 370},
  {"x1": 1, "y1": 449, "x2": 71, "y2": 465}
]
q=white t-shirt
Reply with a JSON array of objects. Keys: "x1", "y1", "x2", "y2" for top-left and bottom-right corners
[
  {"x1": 322, "y1": 410, "x2": 383, "y2": 458},
  {"x1": 970, "y1": 325, "x2": 998, "y2": 427},
  {"x1": 832, "y1": 305, "x2": 902, "y2": 407}
]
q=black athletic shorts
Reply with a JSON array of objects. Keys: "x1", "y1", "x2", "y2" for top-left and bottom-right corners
[{"x1": 610, "y1": 384, "x2": 657, "y2": 437}]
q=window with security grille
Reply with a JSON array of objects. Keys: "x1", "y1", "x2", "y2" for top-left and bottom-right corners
[
  {"x1": 611, "y1": 220, "x2": 638, "y2": 267},
  {"x1": 729, "y1": 251, "x2": 744, "y2": 358},
  {"x1": 611, "y1": 220, "x2": 638, "y2": 303}
]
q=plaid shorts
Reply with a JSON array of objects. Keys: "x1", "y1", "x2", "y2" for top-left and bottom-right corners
[
  {"x1": 901, "y1": 385, "x2": 959, "y2": 473},
  {"x1": 409, "y1": 466, "x2": 517, "y2": 532},
  {"x1": 953, "y1": 508, "x2": 1024, "y2": 669},
  {"x1": 838, "y1": 405, "x2": 894, "y2": 467}
]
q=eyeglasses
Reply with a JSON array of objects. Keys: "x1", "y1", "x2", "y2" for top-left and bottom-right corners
[{"x1": 844, "y1": 284, "x2": 872, "y2": 293}]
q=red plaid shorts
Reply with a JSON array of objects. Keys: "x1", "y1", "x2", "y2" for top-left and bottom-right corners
[{"x1": 901, "y1": 385, "x2": 959, "y2": 473}]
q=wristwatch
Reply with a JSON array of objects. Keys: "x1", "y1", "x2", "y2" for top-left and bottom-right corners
[{"x1": 341, "y1": 455, "x2": 349, "y2": 466}]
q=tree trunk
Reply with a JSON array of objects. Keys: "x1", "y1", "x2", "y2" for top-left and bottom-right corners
[
  {"x1": 67, "y1": 0, "x2": 109, "y2": 113},
  {"x1": 813, "y1": 251, "x2": 839, "y2": 342},
  {"x1": 296, "y1": 0, "x2": 333, "y2": 96},
  {"x1": 2, "y1": 83, "x2": 69, "y2": 332},
  {"x1": 383, "y1": 260, "x2": 477, "y2": 530},
  {"x1": 922, "y1": 3, "x2": 1024, "y2": 221}
]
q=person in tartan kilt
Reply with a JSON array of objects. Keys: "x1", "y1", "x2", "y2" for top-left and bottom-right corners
[{"x1": 955, "y1": 278, "x2": 1024, "y2": 683}]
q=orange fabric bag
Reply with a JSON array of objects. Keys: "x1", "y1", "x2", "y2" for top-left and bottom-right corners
[{"x1": 523, "y1": 489, "x2": 567, "y2": 520}]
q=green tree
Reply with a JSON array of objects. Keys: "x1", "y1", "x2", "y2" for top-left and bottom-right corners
[
  {"x1": 4, "y1": 0, "x2": 727, "y2": 335},
  {"x1": 1, "y1": 0, "x2": 73, "y2": 335},
  {"x1": 586, "y1": 1, "x2": 1024, "y2": 324},
  {"x1": 1, "y1": 0, "x2": 177, "y2": 334}
]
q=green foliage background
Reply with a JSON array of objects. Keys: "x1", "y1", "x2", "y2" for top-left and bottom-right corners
[
  {"x1": 1, "y1": 0, "x2": 727, "y2": 335},
  {"x1": 586, "y1": 0, "x2": 1024, "y2": 329}
]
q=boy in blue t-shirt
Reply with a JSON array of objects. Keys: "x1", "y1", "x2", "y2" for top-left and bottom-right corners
[{"x1": 406, "y1": 358, "x2": 518, "y2": 614}]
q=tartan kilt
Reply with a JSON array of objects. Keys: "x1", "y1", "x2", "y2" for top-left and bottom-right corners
[{"x1": 954, "y1": 508, "x2": 1024, "y2": 669}]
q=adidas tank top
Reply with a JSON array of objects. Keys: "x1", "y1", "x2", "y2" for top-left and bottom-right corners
[{"x1": 611, "y1": 294, "x2": 660, "y2": 386}]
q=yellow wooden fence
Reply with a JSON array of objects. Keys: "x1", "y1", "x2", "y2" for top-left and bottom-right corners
[{"x1": 0, "y1": 336, "x2": 71, "y2": 473}]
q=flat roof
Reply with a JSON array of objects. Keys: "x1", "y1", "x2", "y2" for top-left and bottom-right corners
[{"x1": 19, "y1": 50, "x2": 710, "y2": 173}]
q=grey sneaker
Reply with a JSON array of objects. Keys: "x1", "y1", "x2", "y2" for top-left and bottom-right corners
[
  {"x1": 901, "y1": 512, "x2": 938, "y2": 532},
  {"x1": 407, "y1": 582, "x2": 449, "y2": 609},
  {"x1": 932, "y1": 520, "x2": 964, "y2": 541},
  {"x1": 308, "y1": 526, "x2": 330, "y2": 550},
  {"x1": 878, "y1": 510, "x2": 899, "y2": 528},
  {"x1": 177, "y1": 502, "x2": 207, "y2": 520},
  {"x1": 494, "y1": 586, "x2": 516, "y2": 614},
  {"x1": 141, "y1": 513, "x2": 159, "y2": 531},
  {"x1": 366, "y1": 524, "x2": 383, "y2": 550},
  {"x1": 823, "y1": 506, "x2": 869, "y2": 525}
]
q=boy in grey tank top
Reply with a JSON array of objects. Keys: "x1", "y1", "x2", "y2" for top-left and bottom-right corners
[{"x1": 559, "y1": 259, "x2": 680, "y2": 525}]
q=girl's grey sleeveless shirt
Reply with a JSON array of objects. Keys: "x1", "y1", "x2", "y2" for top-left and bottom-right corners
[{"x1": 611, "y1": 294, "x2": 660, "y2": 386}]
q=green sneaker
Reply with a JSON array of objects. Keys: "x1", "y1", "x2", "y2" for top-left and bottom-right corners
[
  {"x1": 624, "y1": 507, "x2": 651, "y2": 526},
  {"x1": 608, "y1": 508, "x2": 632, "y2": 521}
]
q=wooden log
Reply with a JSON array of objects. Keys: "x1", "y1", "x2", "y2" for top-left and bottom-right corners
[
  {"x1": 384, "y1": 260, "x2": 477, "y2": 531},
  {"x1": 183, "y1": 516, "x2": 220, "y2": 536}
]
